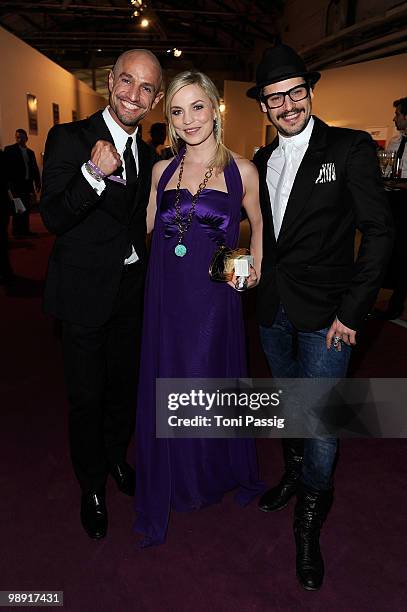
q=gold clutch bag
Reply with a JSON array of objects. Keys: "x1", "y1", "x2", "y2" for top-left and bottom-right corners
[{"x1": 208, "y1": 245, "x2": 250, "y2": 282}]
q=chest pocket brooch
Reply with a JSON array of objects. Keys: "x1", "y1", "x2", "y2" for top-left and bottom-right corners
[{"x1": 315, "y1": 162, "x2": 336, "y2": 184}]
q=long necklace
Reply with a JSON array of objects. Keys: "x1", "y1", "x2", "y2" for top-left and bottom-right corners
[{"x1": 173, "y1": 152, "x2": 214, "y2": 257}]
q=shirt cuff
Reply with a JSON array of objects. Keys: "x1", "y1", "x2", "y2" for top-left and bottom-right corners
[{"x1": 81, "y1": 163, "x2": 106, "y2": 196}]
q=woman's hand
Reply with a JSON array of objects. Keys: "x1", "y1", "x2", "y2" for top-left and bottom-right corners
[{"x1": 228, "y1": 265, "x2": 258, "y2": 291}]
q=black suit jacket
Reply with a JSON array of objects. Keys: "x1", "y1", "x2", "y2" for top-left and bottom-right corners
[
  {"x1": 4, "y1": 143, "x2": 41, "y2": 195},
  {"x1": 40, "y1": 110, "x2": 156, "y2": 327},
  {"x1": 253, "y1": 116, "x2": 394, "y2": 331},
  {"x1": 0, "y1": 151, "x2": 13, "y2": 225}
]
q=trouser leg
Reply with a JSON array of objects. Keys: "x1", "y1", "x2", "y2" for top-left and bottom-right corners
[
  {"x1": 259, "y1": 306, "x2": 304, "y2": 510},
  {"x1": 297, "y1": 326, "x2": 351, "y2": 489},
  {"x1": 293, "y1": 325, "x2": 350, "y2": 589},
  {"x1": 103, "y1": 264, "x2": 144, "y2": 466},
  {"x1": 62, "y1": 321, "x2": 109, "y2": 494}
]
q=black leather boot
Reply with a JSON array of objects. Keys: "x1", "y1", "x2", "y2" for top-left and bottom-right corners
[
  {"x1": 293, "y1": 484, "x2": 333, "y2": 590},
  {"x1": 258, "y1": 439, "x2": 304, "y2": 512}
]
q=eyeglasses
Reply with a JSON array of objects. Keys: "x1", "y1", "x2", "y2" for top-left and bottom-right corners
[{"x1": 261, "y1": 84, "x2": 310, "y2": 109}]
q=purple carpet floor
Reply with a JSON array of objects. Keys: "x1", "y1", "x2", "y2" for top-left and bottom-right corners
[{"x1": 1, "y1": 213, "x2": 406, "y2": 611}]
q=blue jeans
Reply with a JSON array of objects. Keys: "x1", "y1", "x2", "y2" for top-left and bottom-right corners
[{"x1": 259, "y1": 304, "x2": 351, "y2": 490}]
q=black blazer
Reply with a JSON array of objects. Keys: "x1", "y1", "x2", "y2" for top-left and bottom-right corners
[
  {"x1": 0, "y1": 151, "x2": 13, "y2": 223},
  {"x1": 40, "y1": 110, "x2": 156, "y2": 327},
  {"x1": 253, "y1": 116, "x2": 394, "y2": 331},
  {"x1": 4, "y1": 143, "x2": 41, "y2": 194}
]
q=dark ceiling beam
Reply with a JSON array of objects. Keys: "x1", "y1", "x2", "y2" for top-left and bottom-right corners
[
  {"x1": 24, "y1": 32, "x2": 193, "y2": 39},
  {"x1": 211, "y1": 0, "x2": 278, "y2": 41},
  {"x1": 0, "y1": 2, "x2": 271, "y2": 17},
  {"x1": 14, "y1": 11, "x2": 44, "y2": 32},
  {"x1": 147, "y1": 9, "x2": 168, "y2": 41},
  {"x1": 35, "y1": 43, "x2": 239, "y2": 54},
  {"x1": 0, "y1": 0, "x2": 277, "y2": 77},
  {"x1": 181, "y1": 0, "x2": 255, "y2": 50}
]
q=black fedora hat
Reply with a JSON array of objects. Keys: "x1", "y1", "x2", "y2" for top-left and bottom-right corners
[{"x1": 246, "y1": 44, "x2": 321, "y2": 100}]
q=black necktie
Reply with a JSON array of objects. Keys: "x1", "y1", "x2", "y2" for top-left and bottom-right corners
[
  {"x1": 396, "y1": 135, "x2": 407, "y2": 160},
  {"x1": 123, "y1": 136, "x2": 138, "y2": 185},
  {"x1": 123, "y1": 137, "x2": 138, "y2": 261}
]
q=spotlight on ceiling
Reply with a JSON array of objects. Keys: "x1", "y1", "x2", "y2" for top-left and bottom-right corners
[{"x1": 141, "y1": 18, "x2": 149, "y2": 27}]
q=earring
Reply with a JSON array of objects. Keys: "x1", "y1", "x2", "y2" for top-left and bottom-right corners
[{"x1": 213, "y1": 118, "x2": 219, "y2": 136}]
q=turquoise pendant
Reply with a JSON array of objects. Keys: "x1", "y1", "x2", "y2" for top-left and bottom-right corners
[{"x1": 175, "y1": 243, "x2": 187, "y2": 257}]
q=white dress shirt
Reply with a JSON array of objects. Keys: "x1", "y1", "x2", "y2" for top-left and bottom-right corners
[
  {"x1": 81, "y1": 106, "x2": 139, "y2": 264},
  {"x1": 386, "y1": 132, "x2": 407, "y2": 178},
  {"x1": 266, "y1": 116, "x2": 314, "y2": 238}
]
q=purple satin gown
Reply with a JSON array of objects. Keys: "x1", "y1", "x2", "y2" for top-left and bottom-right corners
[{"x1": 135, "y1": 151, "x2": 264, "y2": 546}]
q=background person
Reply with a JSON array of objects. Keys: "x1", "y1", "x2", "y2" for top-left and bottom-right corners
[
  {"x1": 387, "y1": 97, "x2": 407, "y2": 178},
  {"x1": 4, "y1": 129, "x2": 41, "y2": 237},
  {"x1": 147, "y1": 122, "x2": 168, "y2": 158},
  {"x1": 0, "y1": 150, "x2": 14, "y2": 284},
  {"x1": 375, "y1": 97, "x2": 407, "y2": 320}
]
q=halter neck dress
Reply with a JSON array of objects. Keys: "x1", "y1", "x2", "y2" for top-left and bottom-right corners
[{"x1": 134, "y1": 150, "x2": 264, "y2": 546}]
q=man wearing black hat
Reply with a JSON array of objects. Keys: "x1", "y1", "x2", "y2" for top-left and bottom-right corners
[{"x1": 248, "y1": 44, "x2": 393, "y2": 590}]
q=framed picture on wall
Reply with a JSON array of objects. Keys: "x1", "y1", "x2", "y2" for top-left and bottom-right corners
[
  {"x1": 72, "y1": 110, "x2": 78, "y2": 121},
  {"x1": 26, "y1": 93, "x2": 38, "y2": 135},
  {"x1": 52, "y1": 103, "x2": 60, "y2": 125}
]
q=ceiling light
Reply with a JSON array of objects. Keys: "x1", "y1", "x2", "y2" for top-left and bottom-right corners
[
  {"x1": 219, "y1": 102, "x2": 226, "y2": 113},
  {"x1": 141, "y1": 18, "x2": 149, "y2": 27}
]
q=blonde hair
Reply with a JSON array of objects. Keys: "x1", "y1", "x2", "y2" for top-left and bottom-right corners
[{"x1": 165, "y1": 70, "x2": 232, "y2": 171}]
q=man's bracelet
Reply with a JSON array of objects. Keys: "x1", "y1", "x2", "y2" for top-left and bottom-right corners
[
  {"x1": 84, "y1": 160, "x2": 126, "y2": 186},
  {"x1": 85, "y1": 160, "x2": 106, "y2": 182}
]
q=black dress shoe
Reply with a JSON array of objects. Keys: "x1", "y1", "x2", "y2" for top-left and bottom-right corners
[
  {"x1": 80, "y1": 490, "x2": 107, "y2": 539},
  {"x1": 110, "y1": 462, "x2": 135, "y2": 496}
]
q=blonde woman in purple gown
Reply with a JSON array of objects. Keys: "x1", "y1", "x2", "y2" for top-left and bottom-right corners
[{"x1": 135, "y1": 70, "x2": 265, "y2": 546}]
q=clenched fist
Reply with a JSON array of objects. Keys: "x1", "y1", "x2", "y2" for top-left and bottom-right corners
[{"x1": 91, "y1": 140, "x2": 122, "y2": 176}]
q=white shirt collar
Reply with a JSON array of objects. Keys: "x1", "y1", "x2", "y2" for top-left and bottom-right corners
[
  {"x1": 102, "y1": 106, "x2": 138, "y2": 154},
  {"x1": 279, "y1": 116, "x2": 314, "y2": 151}
]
